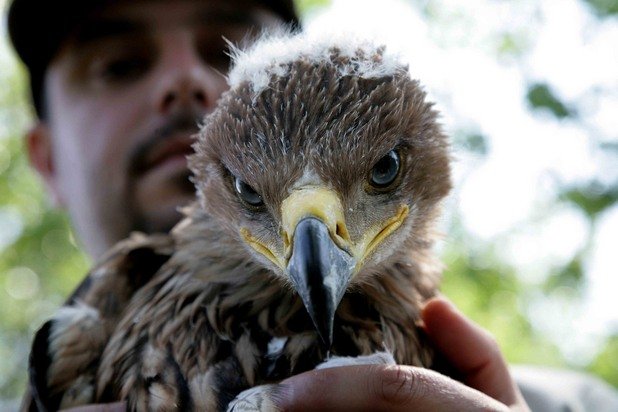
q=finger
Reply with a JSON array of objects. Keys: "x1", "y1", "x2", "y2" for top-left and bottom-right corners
[
  {"x1": 421, "y1": 297, "x2": 526, "y2": 407},
  {"x1": 61, "y1": 402, "x2": 126, "y2": 412},
  {"x1": 275, "y1": 364, "x2": 508, "y2": 412}
]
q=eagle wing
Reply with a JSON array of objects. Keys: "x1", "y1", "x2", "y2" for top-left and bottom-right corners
[{"x1": 23, "y1": 232, "x2": 175, "y2": 412}]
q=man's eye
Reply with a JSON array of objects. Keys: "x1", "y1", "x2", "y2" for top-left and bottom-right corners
[
  {"x1": 197, "y1": 39, "x2": 232, "y2": 72},
  {"x1": 99, "y1": 57, "x2": 150, "y2": 82},
  {"x1": 195, "y1": 26, "x2": 253, "y2": 72}
]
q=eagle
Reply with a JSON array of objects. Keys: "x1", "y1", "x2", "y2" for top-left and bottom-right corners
[{"x1": 24, "y1": 32, "x2": 452, "y2": 411}]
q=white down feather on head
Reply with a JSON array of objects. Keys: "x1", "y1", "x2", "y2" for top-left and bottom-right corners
[{"x1": 227, "y1": 29, "x2": 407, "y2": 96}]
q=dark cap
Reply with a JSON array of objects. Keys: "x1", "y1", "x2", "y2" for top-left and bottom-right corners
[{"x1": 7, "y1": 0, "x2": 299, "y2": 117}]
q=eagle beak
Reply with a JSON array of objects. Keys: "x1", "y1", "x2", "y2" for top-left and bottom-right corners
[{"x1": 281, "y1": 187, "x2": 355, "y2": 348}]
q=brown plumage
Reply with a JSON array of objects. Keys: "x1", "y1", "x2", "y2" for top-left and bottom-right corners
[{"x1": 24, "y1": 33, "x2": 451, "y2": 411}]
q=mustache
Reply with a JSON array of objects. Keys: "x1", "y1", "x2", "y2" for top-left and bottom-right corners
[{"x1": 129, "y1": 112, "x2": 204, "y2": 175}]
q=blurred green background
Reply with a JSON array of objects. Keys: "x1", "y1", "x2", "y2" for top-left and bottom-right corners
[{"x1": 1, "y1": 0, "x2": 617, "y2": 407}]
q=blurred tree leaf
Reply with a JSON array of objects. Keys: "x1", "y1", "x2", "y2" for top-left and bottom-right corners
[
  {"x1": 560, "y1": 182, "x2": 618, "y2": 218},
  {"x1": 295, "y1": 0, "x2": 331, "y2": 15},
  {"x1": 583, "y1": 0, "x2": 618, "y2": 16},
  {"x1": 526, "y1": 83, "x2": 574, "y2": 119},
  {"x1": 496, "y1": 31, "x2": 529, "y2": 58},
  {"x1": 587, "y1": 334, "x2": 618, "y2": 387},
  {"x1": 441, "y1": 238, "x2": 567, "y2": 368},
  {"x1": 600, "y1": 142, "x2": 618, "y2": 152},
  {"x1": 543, "y1": 256, "x2": 585, "y2": 293},
  {"x1": 454, "y1": 132, "x2": 489, "y2": 156}
]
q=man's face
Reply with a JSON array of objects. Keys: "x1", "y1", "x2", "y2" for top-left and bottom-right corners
[{"x1": 31, "y1": 0, "x2": 282, "y2": 257}]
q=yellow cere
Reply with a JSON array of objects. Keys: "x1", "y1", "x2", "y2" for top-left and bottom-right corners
[{"x1": 280, "y1": 187, "x2": 352, "y2": 257}]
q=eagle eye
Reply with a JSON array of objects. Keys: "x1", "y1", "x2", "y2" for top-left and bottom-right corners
[
  {"x1": 368, "y1": 150, "x2": 400, "y2": 190},
  {"x1": 234, "y1": 177, "x2": 264, "y2": 207}
]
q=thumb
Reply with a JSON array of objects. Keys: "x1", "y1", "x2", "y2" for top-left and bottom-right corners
[{"x1": 422, "y1": 297, "x2": 527, "y2": 408}]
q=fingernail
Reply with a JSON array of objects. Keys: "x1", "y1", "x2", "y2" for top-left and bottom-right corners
[
  {"x1": 439, "y1": 297, "x2": 457, "y2": 310},
  {"x1": 422, "y1": 296, "x2": 459, "y2": 314}
]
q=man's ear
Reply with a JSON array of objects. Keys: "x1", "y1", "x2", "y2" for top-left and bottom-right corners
[{"x1": 26, "y1": 123, "x2": 65, "y2": 207}]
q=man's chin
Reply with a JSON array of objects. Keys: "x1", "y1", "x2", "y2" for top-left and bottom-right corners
[
  {"x1": 132, "y1": 192, "x2": 196, "y2": 234},
  {"x1": 130, "y1": 162, "x2": 197, "y2": 232}
]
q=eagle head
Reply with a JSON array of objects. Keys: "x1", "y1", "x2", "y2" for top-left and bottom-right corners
[{"x1": 190, "y1": 32, "x2": 451, "y2": 347}]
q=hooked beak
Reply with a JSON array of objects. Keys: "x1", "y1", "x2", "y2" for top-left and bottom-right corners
[
  {"x1": 281, "y1": 187, "x2": 354, "y2": 348},
  {"x1": 286, "y1": 216, "x2": 354, "y2": 348}
]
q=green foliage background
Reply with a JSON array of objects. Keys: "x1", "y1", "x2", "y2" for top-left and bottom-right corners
[{"x1": 1, "y1": 0, "x2": 616, "y2": 407}]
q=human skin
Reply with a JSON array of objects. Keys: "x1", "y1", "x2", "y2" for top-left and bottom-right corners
[{"x1": 27, "y1": 0, "x2": 282, "y2": 258}]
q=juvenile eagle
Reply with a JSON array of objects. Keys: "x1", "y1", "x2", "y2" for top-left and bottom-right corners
[{"x1": 25, "y1": 32, "x2": 451, "y2": 411}]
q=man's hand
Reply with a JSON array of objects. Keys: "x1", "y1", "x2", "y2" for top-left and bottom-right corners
[{"x1": 273, "y1": 297, "x2": 530, "y2": 411}]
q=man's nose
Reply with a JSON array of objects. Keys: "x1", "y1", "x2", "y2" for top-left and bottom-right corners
[{"x1": 154, "y1": 36, "x2": 227, "y2": 115}]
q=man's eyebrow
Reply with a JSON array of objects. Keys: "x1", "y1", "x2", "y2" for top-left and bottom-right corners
[
  {"x1": 193, "y1": 9, "x2": 262, "y2": 26},
  {"x1": 74, "y1": 19, "x2": 145, "y2": 44},
  {"x1": 73, "y1": 9, "x2": 261, "y2": 45}
]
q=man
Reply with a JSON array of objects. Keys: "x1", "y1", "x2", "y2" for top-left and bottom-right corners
[
  {"x1": 7, "y1": 1, "x2": 615, "y2": 411},
  {"x1": 10, "y1": 0, "x2": 295, "y2": 259}
]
